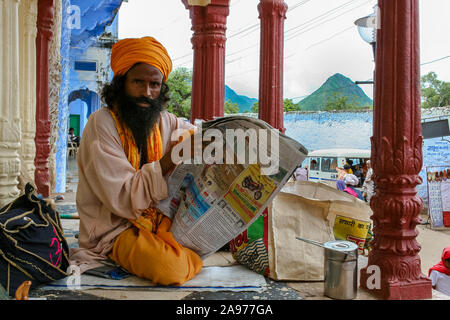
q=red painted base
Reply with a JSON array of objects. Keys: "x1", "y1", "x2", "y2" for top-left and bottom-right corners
[
  {"x1": 360, "y1": 266, "x2": 432, "y2": 300},
  {"x1": 34, "y1": 167, "x2": 50, "y2": 197}
]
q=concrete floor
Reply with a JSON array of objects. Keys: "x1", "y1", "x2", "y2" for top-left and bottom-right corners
[{"x1": 38, "y1": 156, "x2": 450, "y2": 301}]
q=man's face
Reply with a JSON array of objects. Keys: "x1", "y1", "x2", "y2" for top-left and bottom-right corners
[
  {"x1": 445, "y1": 258, "x2": 450, "y2": 269},
  {"x1": 114, "y1": 63, "x2": 166, "y2": 159},
  {"x1": 124, "y1": 63, "x2": 163, "y2": 106}
]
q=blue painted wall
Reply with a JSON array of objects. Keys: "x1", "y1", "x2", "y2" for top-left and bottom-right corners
[
  {"x1": 55, "y1": 0, "x2": 73, "y2": 193},
  {"x1": 282, "y1": 108, "x2": 450, "y2": 204},
  {"x1": 56, "y1": 0, "x2": 122, "y2": 193},
  {"x1": 69, "y1": 99, "x2": 88, "y2": 131}
]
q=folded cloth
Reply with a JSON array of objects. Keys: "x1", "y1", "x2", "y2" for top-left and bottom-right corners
[{"x1": 344, "y1": 174, "x2": 359, "y2": 186}]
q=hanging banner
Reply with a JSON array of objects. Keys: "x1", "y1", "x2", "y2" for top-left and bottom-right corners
[{"x1": 426, "y1": 165, "x2": 450, "y2": 229}]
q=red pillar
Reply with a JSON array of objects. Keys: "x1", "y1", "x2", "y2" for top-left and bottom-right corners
[
  {"x1": 257, "y1": 0, "x2": 287, "y2": 133},
  {"x1": 360, "y1": 0, "x2": 432, "y2": 299},
  {"x1": 35, "y1": 0, "x2": 55, "y2": 197},
  {"x1": 184, "y1": 0, "x2": 230, "y2": 122}
]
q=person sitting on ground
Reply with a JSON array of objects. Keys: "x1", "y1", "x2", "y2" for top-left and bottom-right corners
[
  {"x1": 68, "y1": 127, "x2": 80, "y2": 147},
  {"x1": 429, "y1": 246, "x2": 450, "y2": 296},
  {"x1": 336, "y1": 164, "x2": 351, "y2": 191},
  {"x1": 293, "y1": 164, "x2": 308, "y2": 181},
  {"x1": 342, "y1": 174, "x2": 365, "y2": 201},
  {"x1": 69, "y1": 36, "x2": 203, "y2": 286}
]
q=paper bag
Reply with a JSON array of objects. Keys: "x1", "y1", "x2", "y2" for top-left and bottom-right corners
[{"x1": 230, "y1": 180, "x2": 372, "y2": 281}]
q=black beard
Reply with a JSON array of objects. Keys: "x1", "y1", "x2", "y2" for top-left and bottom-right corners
[{"x1": 116, "y1": 93, "x2": 164, "y2": 166}]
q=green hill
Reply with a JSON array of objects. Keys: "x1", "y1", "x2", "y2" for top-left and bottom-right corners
[
  {"x1": 225, "y1": 85, "x2": 258, "y2": 112},
  {"x1": 297, "y1": 73, "x2": 373, "y2": 111}
]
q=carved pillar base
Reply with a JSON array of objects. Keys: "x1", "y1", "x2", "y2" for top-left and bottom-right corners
[
  {"x1": 185, "y1": 0, "x2": 229, "y2": 122},
  {"x1": 359, "y1": 0, "x2": 432, "y2": 300},
  {"x1": 360, "y1": 254, "x2": 432, "y2": 299},
  {"x1": 258, "y1": 0, "x2": 287, "y2": 133}
]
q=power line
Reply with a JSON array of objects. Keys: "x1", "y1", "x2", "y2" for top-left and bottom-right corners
[
  {"x1": 225, "y1": 68, "x2": 258, "y2": 80},
  {"x1": 305, "y1": 25, "x2": 354, "y2": 50},
  {"x1": 228, "y1": 22, "x2": 260, "y2": 39},
  {"x1": 176, "y1": 0, "x2": 373, "y2": 68},
  {"x1": 287, "y1": 0, "x2": 313, "y2": 12},
  {"x1": 227, "y1": 0, "x2": 371, "y2": 65},
  {"x1": 285, "y1": 0, "x2": 358, "y2": 36},
  {"x1": 172, "y1": 52, "x2": 193, "y2": 62},
  {"x1": 421, "y1": 55, "x2": 450, "y2": 66},
  {"x1": 230, "y1": 0, "x2": 244, "y2": 7},
  {"x1": 227, "y1": 0, "x2": 313, "y2": 40},
  {"x1": 285, "y1": 0, "x2": 373, "y2": 42}
]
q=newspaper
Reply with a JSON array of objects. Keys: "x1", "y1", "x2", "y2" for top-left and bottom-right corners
[{"x1": 157, "y1": 116, "x2": 308, "y2": 258}]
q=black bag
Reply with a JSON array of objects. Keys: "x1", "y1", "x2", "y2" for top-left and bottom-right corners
[{"x1": 0, "y1": 183, "x2": 70, "y2": 296}]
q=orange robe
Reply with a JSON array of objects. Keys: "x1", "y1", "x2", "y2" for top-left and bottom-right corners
[
  {"x1": 107, "y1": 109, "x2": 202, "y2": 285},
  {"x1": 69, "y1": 108, "x2": 202, "y2": 286}
]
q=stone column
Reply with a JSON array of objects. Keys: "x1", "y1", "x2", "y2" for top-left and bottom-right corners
[
  {"x1": 48, "y1": 0, "x2": 62, "y2": 193},
  {"x1": 359, "y1": 0, "x2": 432, "y2": 299},
  {"x1": 35, "y1": 0, "x2": 55, "y2": 197},
  {"x1": 0, "y1": 0, "x2": 22, "y2": 207},
  {"x1": 55, "y1": 0, "x2": 71, "y2": 193},
  {"x1": 18, "y1": 0, "x2": 38, "y2": 189},
  {"x1": 184, "y1": 0, "x2": 230, "y2": 122},
  {"x1": 257, "y1": 0, "x2": 287, "y2": 133}
]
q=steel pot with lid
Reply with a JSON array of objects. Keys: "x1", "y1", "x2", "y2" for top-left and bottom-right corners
[
  {"x1": 323, "y1": 240, "x2": 358, "y2": 300},
  {"x1": 296, "y1": 237, "x2": 358, "y2": 300}
]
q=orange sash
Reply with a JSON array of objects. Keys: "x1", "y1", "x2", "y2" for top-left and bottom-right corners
[{"x1": 109, "y1": 109, "x2": 164, "y2": 233}]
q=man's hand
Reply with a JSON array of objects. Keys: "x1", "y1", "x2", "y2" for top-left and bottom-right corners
[
  {"x1": 160, "y1": 130, "x2": 215, "y2": 176},
  {"x1": 160, "y1": 135, "x2": 198, "y2": 176},
  {"x1": 160, "y1": 147, "x2": 175, "y2": 176}
]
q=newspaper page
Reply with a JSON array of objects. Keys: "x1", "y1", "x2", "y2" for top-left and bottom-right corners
[{"x1": 157, "y1": 116, "x2": 308, "y2": 257}]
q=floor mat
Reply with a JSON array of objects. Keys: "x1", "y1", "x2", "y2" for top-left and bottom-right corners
[{"x1": 39, "y1": 265, "x2": 267, "y2": 293}]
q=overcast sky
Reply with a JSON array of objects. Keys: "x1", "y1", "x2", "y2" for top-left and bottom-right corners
[{"x1": 118, "y1": 0, "x2": 450, "y2": 102}]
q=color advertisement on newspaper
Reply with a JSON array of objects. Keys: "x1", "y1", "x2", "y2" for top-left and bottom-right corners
[{"x1": 157, "y1": 116, "x2": 308, "y2": 257}]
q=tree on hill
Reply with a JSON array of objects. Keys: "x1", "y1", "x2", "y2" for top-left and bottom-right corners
[
  {"x1": 224, "y1": 99, "x2": 239, "y2": 114},
  {"x1": 324, "y1": 92, "x2": 360, "y2": 111},
  {"x1": 251, "y1": 101, "x2": 259, "y2": 113},
  {"x1": 421, "y1": 71, "x2": 450, "y2": 108},
  {"x1": 165, "y1": 67, "x2": 192, "y2": 119},
  {"x1": 283, "y1": 98, "x2": 299, "y2": 112},
  {"x1": 297, "y1": 73, "x2": 373, "y2": 111},
  {"x1": 250, "y1": 99, "x2": 300, "y2": 113}
]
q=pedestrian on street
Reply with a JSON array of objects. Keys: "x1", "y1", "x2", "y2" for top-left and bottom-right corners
[
  {"x1": 293, "y1": 164, "x2": 308, "y2": 181},
  {"x1": 362, "y1": 160, "x2": 375, "y2": 202},
  {"x1": 429, "y1": 246, "x2": 450, "y2": 296}
]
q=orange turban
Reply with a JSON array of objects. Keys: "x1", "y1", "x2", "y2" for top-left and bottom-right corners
[{"x1": 111, "y1": 36, "x2": 173, "y2": 82}]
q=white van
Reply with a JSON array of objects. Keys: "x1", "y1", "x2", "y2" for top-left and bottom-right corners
[{"x1": 306, "y1": 148, "x2": 371, "y2": 187}]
